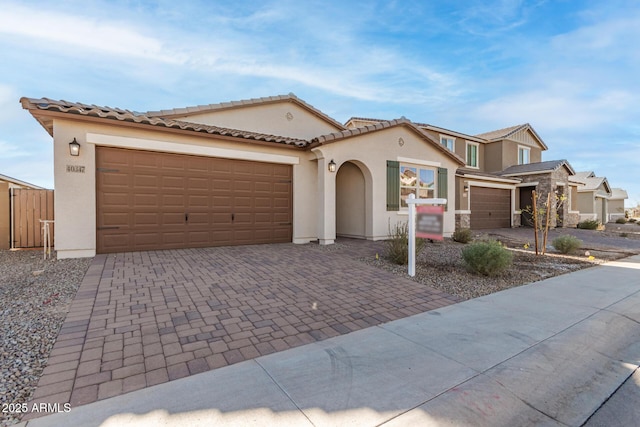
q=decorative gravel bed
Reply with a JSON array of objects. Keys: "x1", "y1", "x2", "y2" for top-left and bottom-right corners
[
  {"x1": 361, "y1": 238, "x2": 627, "y2": 301},
  {"x1": 0, "y1": 250, "x2": 91, "y2": 427}
]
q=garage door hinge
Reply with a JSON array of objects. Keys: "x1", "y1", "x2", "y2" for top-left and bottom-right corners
[{"x1": 97, "y1": 168, "x2": 120, "y2": 173}]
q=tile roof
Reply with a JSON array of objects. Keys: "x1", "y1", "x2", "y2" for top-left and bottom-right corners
[
  {"x1": 498, "y1": 159, "x2": 575, "y2": 176},
  {"x1": 475, "y1": 123, "x2": 548, "y2": 150},
  {"x1": 310, "y1": 117, "x2": 465, "y2": 165},
  {"x1": 145, "y1": 93, "x2": 346, "y2": 131},
  {"x1": 610, "y1": 188, "x2": 628, "y2": 200},
  {"x1": 20, "y1": 97, "x2": 309, "y2": 148},
  {"x1": 475, "y1": 123, "x2": 529, "y2": 140},
  {"x1": 578, "y1": 176, "x2": 610, "y2": 193},
  {"x1": 346, "y1": 117, "x2": 486, "y2": 142}
]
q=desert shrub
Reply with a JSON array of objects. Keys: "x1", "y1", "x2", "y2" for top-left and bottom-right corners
[
  {"x1": 577, "y1": 219, "x2": 600, "y2": 230},
  {"x1": 628, "y1": 218, "x2": 637, "y2": 223},
  {"x1": 616, "y1": 218, "x2": 627, "y2": 224},
  {"x1": 552, "y1": 235, "x2": 582, "y2": 254},
  {"x1": 461, "y1": 240, "x2": 513, "y2": 276},
  {"x1": 621, "y1": 232, "x2": 629, "y2": 238},
  {"x1": 385, "y1": 222, "x2": 426, "y2": 265},
  {"x1": 452, "y1": 228, "x2": 473, "y2": 243}
]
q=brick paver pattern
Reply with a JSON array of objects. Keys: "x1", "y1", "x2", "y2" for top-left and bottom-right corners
[{"x1": 26, "y1": 240, "x2": 461, "y2": 417}]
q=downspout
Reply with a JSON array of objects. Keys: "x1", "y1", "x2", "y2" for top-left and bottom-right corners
[{"x1": 9, "y1": 187, "x2": 14, "y2": 249}]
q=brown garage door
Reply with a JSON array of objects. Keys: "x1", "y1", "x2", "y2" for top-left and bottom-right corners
[
  {"x1": 96, "y1": 147, "x2": 292, "y2": 253},
  {"x1": 470, "y1": 187, "x2": 511, "y2": 229}
]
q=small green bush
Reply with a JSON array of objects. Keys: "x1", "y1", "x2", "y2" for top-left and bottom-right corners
[
  {"x1": 452, "y1": 228, "x2": 473, "y2": 243},
  {"x1": 552, "y1": 235, "x2": 582, "y2": 254},
  {"x1": 385, "y1": 222, "x2": 426, "y2": 265},
  {"x1": 616, "y1": 218, "x2": 627, "y2": 224},
  {"x1": 621, "y1": 232, "x2": 629, "y2": 238},
  {"x1": 628, "y1": 218, "x2": 637, "y2": 223},
  {"x1": 577, "y1": 219, "x2": 600, "y2": 230},
  {"x1": 461, "y1": 240, "x2": 513, "y2": 276}
]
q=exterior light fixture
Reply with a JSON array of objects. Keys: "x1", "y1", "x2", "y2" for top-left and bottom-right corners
[
  {"x1": 69, "y1": 138, "x2": 81, "y2": 156},
  {"x1": 328, "y1": 159, "x2": 336, "y2": 172},
  {"x1": 463, "y1": 184, "x2": 469, "y2": 191}
]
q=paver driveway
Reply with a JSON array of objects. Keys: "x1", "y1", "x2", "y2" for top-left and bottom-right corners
[{"x1": 26, "y1": 239, "x2": 461, "y2": 416}]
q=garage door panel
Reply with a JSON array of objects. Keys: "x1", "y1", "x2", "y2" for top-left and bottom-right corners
[
  {"x1": 134, "y1": 213, "x2": 160, "y2": 226},
  {"x1": 133, "y1": 174, "x2": 159, "y2": 188},
  {"x1": 102, "y1": 213, "x2": 129, "y2": 227},
  {"x1": 234, "y1": 180, "x2": 252, "y2": 192},
  {"x1": 97, "y1": 147, "x2": 292, "y2": 253},
  {"x1": 235, "y1": 197, "x2": 252, "y2": 208},
  {"x1": 187, "y1": 195, "x2": 209, "y2": 208}
]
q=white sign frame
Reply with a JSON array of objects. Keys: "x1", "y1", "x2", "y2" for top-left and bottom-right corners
[{"x1": 406, "y1": 193, "x2": 447, "y2": 277}]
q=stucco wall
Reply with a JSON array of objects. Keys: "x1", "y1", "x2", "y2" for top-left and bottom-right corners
[
  {"x1": 172, "y1": 102, "x2": 341, "y2": 140},
  {"x1": 312, "y1": 126, "x2": 460, "y2": 241},
  {"x1": 578, "y1": 192, "x2": 595, "y2": 214}
]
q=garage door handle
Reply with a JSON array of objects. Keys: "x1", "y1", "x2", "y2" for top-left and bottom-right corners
[
  {"x1": 231, "y1": 213, "x2": 235, "y2": 222},
  {"x1": 97, "y1": 226, "x2": 120, "y2": 230},
  {"x1": 185, "y1": 213, "x2": 189, "y2": 222}
]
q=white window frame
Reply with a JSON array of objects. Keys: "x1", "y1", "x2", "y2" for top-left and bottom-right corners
[
  {"x1": 518, "y1": 145, "x2": 531, "y2": 165},
  {"x1": 440, "y1": 135, "x2": 455, "y2": 152},
  {"x1": 466, "y1": 142, "x2": 479, "y2": 169},
  {"x1": 399, "y1": 163, "x2": 437, "y2": 209}
]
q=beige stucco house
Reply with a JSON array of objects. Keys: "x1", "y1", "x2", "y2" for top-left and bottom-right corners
[
  {"x1": 573, "y1": 171, "x2": 612, "y2": 223},
  {"x1": 21, "y1": 94, "x2": 463, "y2": 259},
  {"x1": 608, "y1": 188, "x2": 628, "y2": 222}
]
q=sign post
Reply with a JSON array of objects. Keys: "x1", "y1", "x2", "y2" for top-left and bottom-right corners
[{"x1": 406, "y1": 194, "x2": 446, "y2": 277}]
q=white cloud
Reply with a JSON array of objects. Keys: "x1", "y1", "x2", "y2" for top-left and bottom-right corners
[{"x1": 0, "y1": 4, "x2": 185, "y2": 64}]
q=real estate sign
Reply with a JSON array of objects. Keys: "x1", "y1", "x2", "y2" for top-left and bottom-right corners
[{"x1": 416, "y1": 205, "x2": 444, "y2": 241}]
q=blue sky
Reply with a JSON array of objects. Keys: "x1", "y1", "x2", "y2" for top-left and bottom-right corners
[{"x1": 1, "y1": 0, "x2": 638, "y2": 207}]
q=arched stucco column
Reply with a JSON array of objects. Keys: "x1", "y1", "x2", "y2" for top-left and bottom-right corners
[{"x1": 312, "y1": 148, "x2": 336, "y2": 245}]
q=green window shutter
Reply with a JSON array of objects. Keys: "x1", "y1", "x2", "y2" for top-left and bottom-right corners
[
  {"x1": 386, "y1": 160, "x2": 399, "y2": 211},
  {"x1": 437, "y1": 167, "x2": 448, "y2": 211}
]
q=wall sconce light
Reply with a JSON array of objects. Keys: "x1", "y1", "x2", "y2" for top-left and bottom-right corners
[
  {"x1": 69, "y1": 138, "x2": 81, "y2": 156},
  {"x1": 328, "y1": 159, "x2": 336, "y2": 173},
  {"x1": 463, "y1": 184, "x2": 469, "y2": 192}
]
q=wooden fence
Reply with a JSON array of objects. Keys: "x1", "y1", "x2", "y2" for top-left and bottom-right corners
[{"x1": 11, "y1": 189, "x2": 54, "y2": 248}]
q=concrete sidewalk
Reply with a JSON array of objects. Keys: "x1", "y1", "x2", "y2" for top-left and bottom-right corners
[{"x1": 23, "y1": 255, "x2": 640, "y2": 427}]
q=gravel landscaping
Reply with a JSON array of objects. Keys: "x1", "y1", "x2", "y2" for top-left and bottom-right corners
[
  {"x1": 0, "y1": 250, "x2": 91, "y2": 427},
  {"x1": 1, "y1": 227, "x2": 638, "y2": 426}
]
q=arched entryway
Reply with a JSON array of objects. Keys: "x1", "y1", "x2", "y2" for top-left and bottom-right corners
[{"x1": 336, "y1": 161, "x2": 366, "y2": 238}]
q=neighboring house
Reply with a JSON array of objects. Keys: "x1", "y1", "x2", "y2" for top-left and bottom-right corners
[
  {"x1": 21, "y1": 94, "x2": 463, "y2": 259},
  {"x1": 608, "y1": 188, "x2": 628, "y2": 221},
  {"x1": 0, "y1": 174, "x2": 46, "y2": 250},
  {"x1": 497, "y1": 160, "x2": 580, "y2": 228},
  {"x1": 348, "y1": 120, "x2": 580, "y2": 229},
  {"x1": 572, "y1": 171, "x2": 612, "y2": 223}
]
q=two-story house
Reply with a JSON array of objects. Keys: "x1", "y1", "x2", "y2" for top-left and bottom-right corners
[{"x1": 347, "y1": 120, "x2": 581, "y2": 230}]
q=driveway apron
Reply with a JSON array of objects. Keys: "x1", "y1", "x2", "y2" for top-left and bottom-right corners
[{"x1": 25, "y1": 240, "x2": 461, "y2": 417}]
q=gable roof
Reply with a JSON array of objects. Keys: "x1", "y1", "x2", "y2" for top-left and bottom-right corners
[
  {"x1": 475, "y1": 123, "x2": 548, "y2": 150},
  {"x1": 0, "y1": 173, "x2": 45, "y2": 189},
  {"x1": 498, "y1": 159, "x2": 575, "y2": 176},
  {"x1": 20, "y1": 97, "x2": 309, "y2": 148},
  {"x1": 610, "y1": 188, "x2": 628, "y2": 200},
  {"x1": 578, "y1": 175, "x2": 612, "y2": 194},
  {"x1": 145, "y1": 93, "x2": 346, "y2": 131},
  {"x1": 346, "y1": 117, "x2": 486, "y2": 143},
  {"x1": 570, "y1": 171, "x2": 596, "y2": 184},
  {"x1": 311, "y1": 117, "x2": 465, "y2": 165}
]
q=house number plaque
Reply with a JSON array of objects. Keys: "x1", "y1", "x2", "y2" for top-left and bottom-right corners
[{"x1": 66, "y1": 165, "x2": 86, "y2": 173}]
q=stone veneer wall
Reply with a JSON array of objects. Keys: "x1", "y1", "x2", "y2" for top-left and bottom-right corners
[
  {"x1": 455, "y1": 212, "x2": 471, "y2": 230},
  {"x1": 516, "y1": 168, "x2": 574, "y2": 228}
]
